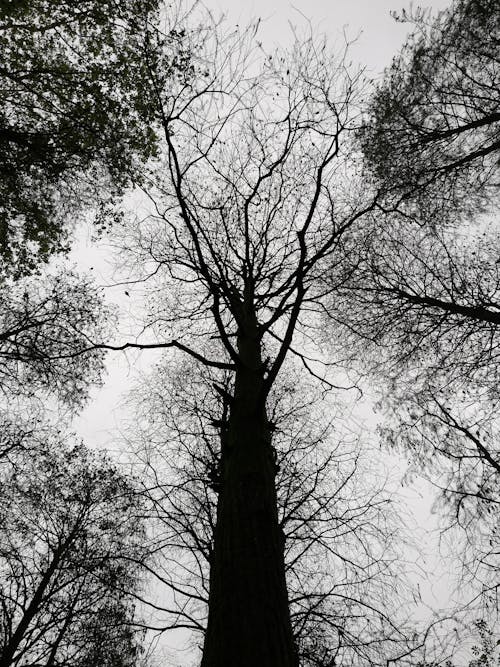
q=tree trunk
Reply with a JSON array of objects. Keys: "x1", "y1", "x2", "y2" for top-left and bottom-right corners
[{"x1": 201, "y1": 319, "x2": 298, "y2": 667}]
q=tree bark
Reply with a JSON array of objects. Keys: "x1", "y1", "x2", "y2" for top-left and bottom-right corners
[{"x1": 201, "y1": 313, "x2": 298, "y2": 667}]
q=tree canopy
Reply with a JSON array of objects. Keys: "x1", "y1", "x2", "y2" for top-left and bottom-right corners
[
  {"x1": 0, "y1": 0, "x2": 191, "y2": 278},
  {"x1": 0, "y1": 420, "x2": 147, "y2": 667},
  {"x1": 361, "y1": 0, "x2": 499, "y2": 223},
  {"x1": 332, "y1": 0, "x2": 500, "y2": 622},
  {"x1": 0, "y1": 269, "x2": 110, "y2": 407}
]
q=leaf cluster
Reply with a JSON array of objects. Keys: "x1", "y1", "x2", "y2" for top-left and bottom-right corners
[{"x1": 0, "y1": 0, "x2": 188, "y2": 277}]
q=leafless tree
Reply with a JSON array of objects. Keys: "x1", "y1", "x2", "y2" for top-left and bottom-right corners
[
  {"x1": 77, "y1": 8, "x2": 394, "y2": 663},
  {"x1": 96, "y1": 11, "x2": 391, "y2": 663}
]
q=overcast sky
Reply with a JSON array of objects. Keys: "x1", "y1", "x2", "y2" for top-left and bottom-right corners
[{"x1": 205, "y1": 0, "x2": 451, "y2": 75}]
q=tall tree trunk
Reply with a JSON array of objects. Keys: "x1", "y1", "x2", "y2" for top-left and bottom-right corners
[{"x1": 201, "y1": 320, "x2": 298, "y2": 667}]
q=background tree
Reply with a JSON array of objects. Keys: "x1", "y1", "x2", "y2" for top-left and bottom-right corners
[
  {"x1": 326, "y1": 0, "x2": 500, "y2": 622},
  {"x1": 418, "y1": 620, "x2": 500, "y2": 667},
  {"x1": 0, "y1": 268, "x2": 112, "y2": 408},
  {"x1": 360, "y1": 0, "x2": 499, "y2": 223},
  {"x1": 0, "y1": 417, "x2": 148, "y2": 667},
  {"x1": 0, "y1": 0, "x2": 192, "y2": 278},
  {"x1": 0, "y1": 5, "x2": 193, "y2": 662}
]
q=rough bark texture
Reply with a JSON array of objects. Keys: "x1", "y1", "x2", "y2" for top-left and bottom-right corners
[{"x1": 201, "y1": 309, "x2": 298, "y2": 667}]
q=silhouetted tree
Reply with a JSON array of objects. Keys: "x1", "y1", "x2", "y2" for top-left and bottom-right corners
[
  {"x1": 0, "y1": 0, "x2": 191, "y2": 278},
  {"x1": 361, "y1": 0, "x2": 499, "y2": 223},
  {"x1": 330, "y1": 0, "x2": 500, "y2": 619},
  {"x1": 0, "y1": 417, "x2": 147, "y2": 667},
  {"x1": 103, "y1": 16, "x2": 384, "y2": 665},
  {"x1": 0, "y1": 269, "x2": 110, "y2": 407},
  {"x1": 327, "y1": 228, "x2": 500, "y2": 629},
  {"x1": 417, "y1": 620, "x2": 500, "y2": 667}
]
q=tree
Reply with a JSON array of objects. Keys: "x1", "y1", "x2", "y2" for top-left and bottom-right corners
[
  {"x1": 418, "y1": 620, "x2": 500, "y2": 667},
  {"x1": 328, "y1": 182, "x2": 500, "y2": 626},
  {"x1": 0, "y1": 0, "x2": 191, "y2": 278},
  {"x1": 329, "y1": 0, "x2": 500, "y2": 618},
  {"x1": 360, "y1": 0, "x2": 499, "y2": 223},
  {"x1": 102, "y1": 17, "x2": 383, "y2": 666},
  {"x1": 0, "y1": 269, "x2": 111, "y2": 408},
  {"x1": 128, "y1": 360, "x2": 415, "y2": 666},
  {"x1": 0, "y1": 416, "x2": 147, "y2": 667},
  {"x1": 7, "y1": 1, "x2": 497, "y2": 663}
]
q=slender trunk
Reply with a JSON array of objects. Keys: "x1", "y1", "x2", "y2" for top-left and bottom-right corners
[
  {"x1": 0, "y1": 534, "x2": 73, "y2": 667},
  {"x1": 201, "y1": 316, "x2": 298, "y2": 667}
]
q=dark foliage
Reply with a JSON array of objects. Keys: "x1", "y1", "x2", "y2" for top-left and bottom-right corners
[
  {"x1": 0, "y1": 270, "x2": 111, "y2": 407},
  {"x1": 361, "y1": 0, "x2": 499, "y2": 222},
  {"x1": 0, "y1": 0, "x2": 191, "y2": 278},
  {"x1": 0, "y1": 419, "x2": 147, "y2": 667}
]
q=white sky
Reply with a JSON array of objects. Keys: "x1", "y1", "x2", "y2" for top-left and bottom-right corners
[{"x1": 206, "y1": 0, "x2": 452, "y2": 75}]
